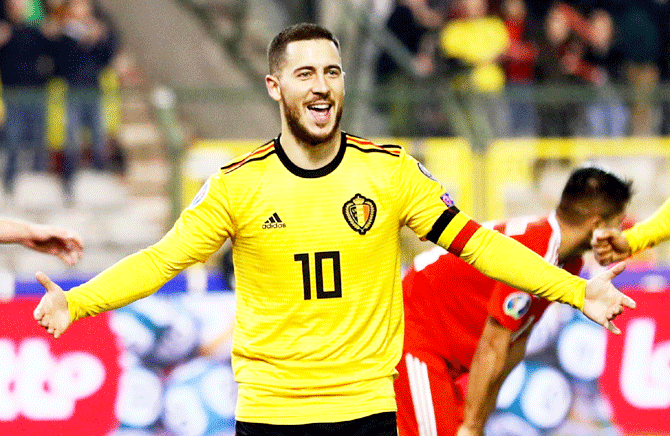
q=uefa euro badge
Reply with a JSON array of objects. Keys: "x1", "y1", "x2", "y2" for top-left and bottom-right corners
[
  {"x1": 343, "y1": 193, "x2": 376, "y2": 235},
  {"x1": 189, "y1": 177, "x2": 211, "y2": 209},
  {"x1": 503, "y1": 292, "x2": 532, "y2": 320},
  {"x1": 417, "y1": 161, "x2": 438, "y2": 182}
]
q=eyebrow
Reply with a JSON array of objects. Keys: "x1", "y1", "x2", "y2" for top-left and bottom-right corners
[{"x1": 293, "y1": 64, "x2": 342, "y2": 74}]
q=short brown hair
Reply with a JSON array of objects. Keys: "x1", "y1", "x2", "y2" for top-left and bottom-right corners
[
  {"x1": 267, "y1": 23, "x2": 340, "y2": 75},
  {"x1": 557, "y1": 164, "x2": 633, "y2": 226}
]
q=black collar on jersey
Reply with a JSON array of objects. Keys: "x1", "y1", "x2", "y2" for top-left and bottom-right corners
[{"x1": 274, "y1": 132, "x2": 347, "y2": 179}]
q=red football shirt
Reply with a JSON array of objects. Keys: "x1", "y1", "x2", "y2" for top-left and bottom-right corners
[{"x1": 402, "y1": 213, "x2": 583, "y2": 375}]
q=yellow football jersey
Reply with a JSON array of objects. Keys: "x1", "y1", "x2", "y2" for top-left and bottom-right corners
[
  {"x1": 212, "y1": 133, "x2": 453, "y2": 423},
  {"x1": 64, "y1": 133, "x2": 586, "y2": 425}
]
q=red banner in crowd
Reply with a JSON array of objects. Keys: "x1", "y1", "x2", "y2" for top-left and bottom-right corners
[{"x1": 0, "y1": 298, "x2": 122, "y2": 435}]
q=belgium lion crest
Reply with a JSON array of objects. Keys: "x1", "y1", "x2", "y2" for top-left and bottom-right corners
[{"x1": 343, "y1": 193, "x2": 376, "y2": 235}]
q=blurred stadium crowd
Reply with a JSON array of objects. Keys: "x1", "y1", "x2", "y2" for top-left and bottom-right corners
[
  {"x1": 374, "y1": 0, "x2": 670, "y2": 140},
  {"x1": 0, "y1": 0, "x2": 120, "y2": 202},
  {"x1": 3, "y1": 0, "x2": 670, "y2": 273},
  {"x1": 4, "y1": 0, "x2": 670, "y2": 201}
]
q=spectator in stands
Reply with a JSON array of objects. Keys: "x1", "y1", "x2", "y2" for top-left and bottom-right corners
[
  {"x1": 439, "y1": 0, "x2": 510, "y2": 140},
  {"x1": 616, "y1": 1, "x2": 664, "y2": 136},
  {"x1": 440, "y1": 0, "x2": 509, "y2": 94},
  {"x1": 375, "y1": 0, "x2": 445, "y2": 136},
  {"x1": 550, "y1": 4, "x2": 629, "y2": 136},
  {"x1": 534, "y1": 4, "x2": 588, "y2": 137},
  {"x1": 0, "y1": 0, "x2": 56, "y2": 197},
  {"x1": 56, "y1": 0, "x2": 117, "y2": 198},
  {"x1": 0, "y1": 0, "x2": 46, "y2": 25},
  {"x1": 581, "y1": 9, "x2": 629, "y2": 137},
  {"x1": 499, "y1": 0, "x2": 539, "y2": 137},
  {"x1": 44, "y1": 0, "x2": 69, "y2": 22}
]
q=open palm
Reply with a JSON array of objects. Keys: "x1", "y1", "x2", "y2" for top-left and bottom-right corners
[
  {"x1": 33, "y1": 272, "x2": 71, "y2": 338},
  {"x1": 583, "y1": 262, "x2": 636, "y2": 334}
]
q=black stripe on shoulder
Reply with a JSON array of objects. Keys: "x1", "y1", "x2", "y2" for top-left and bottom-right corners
[
  {"x1": 344, "y1": 132, "x2": 368, "y2": 141},
  {"x1": 221, "y1": 150, "x2": 277, "y2": 173},
  {"x1": 220, "y1": 141, "x2": 276, "y2": 172},
  {"x1": 345, "y1": 133, "x2": 402, "y2": 155},
  {"x1": 346, "y1": 142, "x2": 401, "y2": 157},
  {"x1": 425, "y1": 207, "x2": 460, "y2": 244},
  {"x1": 380, "y1": 144, "x2": 402, "y2": 150}
]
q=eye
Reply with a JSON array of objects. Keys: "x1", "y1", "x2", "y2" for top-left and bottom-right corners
[{"x1": 297, "y1": 70, "x2": 312, "y2": 78}]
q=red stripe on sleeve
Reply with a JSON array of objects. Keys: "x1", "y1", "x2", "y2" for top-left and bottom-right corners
[{"x1": 448, "y1": 220, "x2": 481, "y2": 256}]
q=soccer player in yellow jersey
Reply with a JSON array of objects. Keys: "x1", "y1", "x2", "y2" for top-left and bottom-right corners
[
  {"x1": 34, "y1": 23, "x2": 635, "y2": 435},
  {"x1": 592, "y1": 196, "x2": 670, "y2": 265}
]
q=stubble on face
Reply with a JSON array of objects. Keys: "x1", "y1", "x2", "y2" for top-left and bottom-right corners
[{"x1": 282, "y1": 94, "x2": 343, "y2": 146}]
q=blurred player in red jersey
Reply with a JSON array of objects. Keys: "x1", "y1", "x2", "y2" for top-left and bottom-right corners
[{"x1": 395, "y1": 164, "x2": 633, "y2": 436}]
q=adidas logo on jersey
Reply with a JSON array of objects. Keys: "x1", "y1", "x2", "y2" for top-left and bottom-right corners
[{"x1": 262, "y1": 212, "x2": 286, "y2": 229}]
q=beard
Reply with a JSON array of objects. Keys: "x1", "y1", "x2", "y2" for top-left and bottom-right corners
[{"x1": 282, "y1": 97, "x2": 343, "y2": 146}]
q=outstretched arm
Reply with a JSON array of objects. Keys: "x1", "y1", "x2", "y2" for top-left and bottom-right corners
[
  {"x1": 457, "y1": 317, "x2": 531, "y2": 436},
  {"x1": 32, "y1": 173, "x2": 232, "y2": 338},
  {"x1": 444, "y1": 222, "x2": 635, "y2": 334},
  {"x1": 0, "y1": 218, "x2": 83, "y2": 266}
]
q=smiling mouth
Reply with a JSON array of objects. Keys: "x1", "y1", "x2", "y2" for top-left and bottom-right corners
[{"x1": 308, "y1": 103, "x2": 332, "y2": 125}]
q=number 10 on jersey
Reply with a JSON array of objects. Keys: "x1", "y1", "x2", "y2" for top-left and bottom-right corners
[{"x1": 294, "y1": 251, "x2": 342, "y2": 300}]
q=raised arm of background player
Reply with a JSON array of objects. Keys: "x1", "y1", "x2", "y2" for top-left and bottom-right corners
[
  {"x1": 0, "y1": 218, "x2": 83, "y2": 266},
  {"x1": 456, "y1": 316, "x2": 532, "y2": 436},
  {"x1": 593, "y1": 197, "x2": 670, "y2": 265}
]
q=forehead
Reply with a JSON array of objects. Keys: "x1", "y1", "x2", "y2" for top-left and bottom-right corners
[{"x1": 281, "y1": 39, "x2": 341, "y2": 72}]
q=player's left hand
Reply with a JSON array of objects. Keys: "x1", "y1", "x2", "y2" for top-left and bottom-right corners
[
  {"x1": 583, "y1": 262, "x2": 636, "y2": 334},
  {"x1": 22, "y1": 224, "x2": 83, "y2": 266}
]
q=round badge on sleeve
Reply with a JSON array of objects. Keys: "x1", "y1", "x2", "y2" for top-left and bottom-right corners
[
  {"x1": 189, "y1": 178, "x2": 211, "y2": 209},
  {"x1": 417, "y1": 161, "x2": 438, "y2": 182},
  {"x1": 503, "y1": 292, "x2": 532, "y2": 320}
]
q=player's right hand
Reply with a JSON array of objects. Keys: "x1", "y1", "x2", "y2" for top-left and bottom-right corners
[
  {"x1": 591, "y1": 228, "x2": 632, "y2": 266},
  {"x1": 33, "y1": 272, "x2": 71, "y2": 339}
]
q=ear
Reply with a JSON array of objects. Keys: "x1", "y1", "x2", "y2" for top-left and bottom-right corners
[{"x1": 266, "y1": 74, "x2": 281, "y2": 102}]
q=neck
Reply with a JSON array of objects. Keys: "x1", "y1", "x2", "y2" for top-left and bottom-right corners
[{"x1": 279, "y1": 127, "x2": 342, "y2": 170}]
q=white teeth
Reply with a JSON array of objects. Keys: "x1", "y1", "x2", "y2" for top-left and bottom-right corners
[{"x1": 310, "y1": 104, "x2": 330, "y2": 110}]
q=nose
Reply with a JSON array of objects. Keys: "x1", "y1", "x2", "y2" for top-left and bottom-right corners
[{"x1": 311, "y1": 72, "x2": 330, "y2": 95}]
